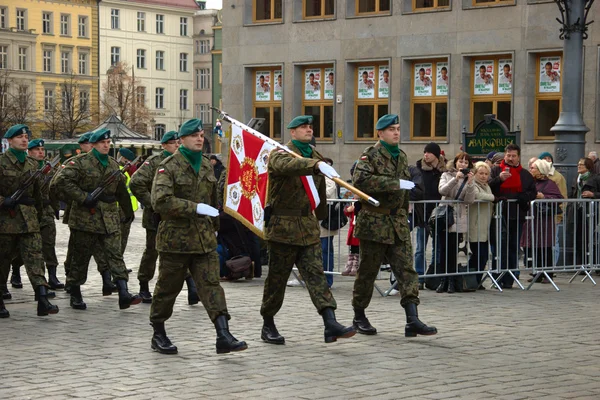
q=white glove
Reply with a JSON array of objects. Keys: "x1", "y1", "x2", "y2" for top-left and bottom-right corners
[
  {"x1": 196, "y1": 203, "x2": 219, "y2": 217},
  {"x1": 317, "y1": 162, "x2": 340, "y2": 179},
  {"x1": 399, "y1": 179, "x2": 415, "y2": 190}
]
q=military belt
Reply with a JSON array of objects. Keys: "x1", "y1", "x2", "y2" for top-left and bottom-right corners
[
  {"x1": 271, "y1": 208, "x2": 309, "y2": 217},
  {"x1": 362, "y1": 203, "x2": 399, "y2": 215}
]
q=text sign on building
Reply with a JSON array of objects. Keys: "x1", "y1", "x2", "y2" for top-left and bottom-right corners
[{"x1": 464, "y1": 115, "x2": 517, "y2": 157}]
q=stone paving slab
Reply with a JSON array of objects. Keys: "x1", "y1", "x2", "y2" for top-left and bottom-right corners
[{"x1": 2, "y1": 212, "x2": 600, "y2": 399}]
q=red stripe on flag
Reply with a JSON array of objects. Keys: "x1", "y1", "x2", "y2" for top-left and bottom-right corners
[{"x1": 300, "y1": 176, "x2": 320, "y2": 211}]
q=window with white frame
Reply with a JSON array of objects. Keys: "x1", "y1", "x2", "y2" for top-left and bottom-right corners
[
  {"x1": 199, "y1": 104, "x2": 210, "y2": 123},
  {"x1": 60, "y1": 14, "x2": 70, "y2": 36},
  {"x1": 42, "y1": 12, "x2": 52, "y2": 34},
  {"x1": 156, "y1": 14, "x2": 164, "y2": 34},
  {"x1": 0, "y1": 46, "x2": 7, "y2": 69},
  {"x1": 43, "y1": 50, "x2": 53, "y2": 72},
  {"x1": 111, "y1": 9, "x2": 120, "y2": 29},
  {"x1": 61, "y1": 90, "x2": 70, "y2": 111},
  {"x1": 199, "y1": 68, "x2": 210, "y2": 89},
  {"x1": 136, "y1": 86, "x2": 146, "y2": 106},
  {"x1": 180, "y1": 53, "x2": 188, "y2": 72},
  {"x1": 180, "y1": 89, "x2": 188, "y2": 110},
  {"x1": 16, "y1": 9, "x2": 26, "y2": 31},
  {"x1": 61, "y1": 51, "x2": 70, "y2": 73},
  {"x1": 154, "y1": 124, "x2": 166, "y2": 140},
  {"x1": 111, "y1": 47, "x2": 120, "y2": 66},
  {"x1": 156, "y1": 51, "x2": 164, "y2": 70},
  {"x1": 137, "y1": 12, "x2": 145, "y2": 32},
  {"x1": 78, "y1": 16, "x2": 87, "y2": 37},
  {"x1": 80, "y1": 90, "x2": 89, "y2": 112},
  {"x1": 44, "y1": 89, "x2": 54, "y2": 111},
  {"x1": 137, "y1": 49, "x2": 146, "y2": 69},
  {"x1": 180, "y1": 17, "x2": 188, "y2": 36},
  {"x1": 155, "y1": 87, "x2": 164, "y2": 109},
  {"x1": 18, "y1": 47, "x2": 27, "y2": 70},
  {"x1": 0, "y1": 7, "x2": 7, "y2": 29},
  {"x1": 78, "y1": 53, "x2": 88, "y2": 75},
  {"x1": 200, "y1": 40, "x2": 210, "y2": 54}
]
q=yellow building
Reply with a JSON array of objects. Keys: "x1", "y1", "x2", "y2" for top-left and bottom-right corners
[{"x1": 0, "y1": 0, "x2": 98, "y2": 138}]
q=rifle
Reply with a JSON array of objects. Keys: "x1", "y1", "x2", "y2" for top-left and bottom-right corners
[
  {"x1": 88, "y1": 156, "x2": 140, "y2": 215},
  {"x1": 7, "y1": 154, "x2": 61, "y2": 217}
]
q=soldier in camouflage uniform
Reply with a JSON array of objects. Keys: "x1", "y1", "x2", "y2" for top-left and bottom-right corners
[
  {"x1": 9, "y1": 139, "x2": 64, "y2": 292},
  {"x1": 260, "y1": 115, "x2": 355, "y2": 345},
  {"x1": 351, "y1": 114, "x2": 437, "y2": 337},
  {"x1": 0, "y1": 125, "x2": 59, "y2": 318},
  {"x1": 55, "y1": 132, "x2": 116, "y2": 296},
  {"x1": 117, "y1": 147, "x2": 138, "y2": 256},
  {"x1": 149, "y1": 119, "x2": 246, "y2": 355},
  {"x1": 51, "y1": 128, "x2": 141, "y2": 311},
  {"x1": 129, "y1": 130, "x2": 200, "y2": 304}
]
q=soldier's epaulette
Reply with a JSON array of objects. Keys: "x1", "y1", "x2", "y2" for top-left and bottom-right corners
[{"x1": 359, "y1": 145, "x2": 378, "y2": 161}]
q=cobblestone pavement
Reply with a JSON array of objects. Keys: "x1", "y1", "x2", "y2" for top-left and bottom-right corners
[{"x1": 2, "y1": 211, "x2": 600, "y2": 400}]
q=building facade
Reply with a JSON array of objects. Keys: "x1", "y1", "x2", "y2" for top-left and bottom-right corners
[
  {"x1": 99, "y1": 0, "x2": 198, "y2": 139},
  {"x1": 221, "y1": 0, "x2": 600, "y2": 177},
  {"x1": 0, "y1": 0, "x2": 98, "y2": 137},
  {"x1": 193, "y1": 8, "x2": 217, "y2": 134}
]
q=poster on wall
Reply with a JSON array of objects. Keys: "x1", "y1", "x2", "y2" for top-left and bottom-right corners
[
  {"x1": 255, "y1": 71, "x2": 271, "y2": 101},
  {"x1": 273, "y1": 70, "x2": 283, "y2": 101},
  {"x1": 324, "y1": 68, "x2": 334, "y2": 100},
  {"x1": 414, "y1": 63, "x2": 432, "y2": 97},
  {"x1": 497, "y1": 59, "x2": 513, "y2": 95},
  {"x1": 436, "y1": 62, "x2": 449, "y2": 96},
  {"x1": 474, "y1": 60, "x2": 494, "y2": 95},
  {"x1": 539, "y1": 57, "x2": 561, "y2": 93},
  {"x1": 357, "y1": 66, "x2": 375, "y2": 99},
  {"x1": 304, "y1": 69, "x2": 321, "y2": 100},
  {"x1": 378, "y1": 66, "x2": 389, "y2": 98}
]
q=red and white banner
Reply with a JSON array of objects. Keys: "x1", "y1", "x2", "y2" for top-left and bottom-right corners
[{"x1": 224, "y1": 125, "x2": 276, "y2": 237}]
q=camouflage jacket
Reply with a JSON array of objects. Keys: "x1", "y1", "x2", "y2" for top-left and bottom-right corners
[
  {"x1": 0, "y1": 151, "x2": 43, "y2": 234},
  {"x1": 130, "y1": 153, "x2": 165, "y2": 231},
  {"x1": 265, "y1": 141, "x2": 327, "y2": 246},
  {"x1": 51, "y1": 152, "x2": 132, "y2": 235},
  {"x1": 39, "y1": 165, "x2": 60, "y2": 228},
  {"x1": 50, "y1": 154, "x2": 86, "y2": 225},
  {"x1": 151, "y1": 151, "x2": 219, "y2": 254},
  {"x1": 352, "y1": 142, "x2": 411, "y2": 244}
]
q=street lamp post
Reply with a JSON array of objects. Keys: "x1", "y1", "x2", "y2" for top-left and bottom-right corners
[{"x1": 551, "y1": 0, "x2": 595, "y2": 185}]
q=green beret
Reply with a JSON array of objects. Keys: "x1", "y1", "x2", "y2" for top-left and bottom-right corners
[
  {"x1": 4, "y1": 124, "x2": 31, "y2": 139},
  {"x1": 77, "y1": 132, "x2": 92, "y2": 144},
  {"x1": 287, "y1": 115, "x2": 313, "y2": 129},
  {"x1": 179, "y1": 119, "x2": 203, "y2": 137},
  {"x1": 376, "y1": 114, "x2": 399, "y2": 130},
  {"x1": 118, "y1": 148, "x2": 136, "y2": 161},
  {"x1": 27, "y1": 139, "x2": 45, "y2": 150},
  {"x1": 161, "y1": 130, "x2": 179, "y2": 144},
  {"x1": 89, "y1": 128, "x2": 111, "y2": 143}
]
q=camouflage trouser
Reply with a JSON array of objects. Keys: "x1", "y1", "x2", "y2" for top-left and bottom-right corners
[
  {"x1": 120, "y1": 220, "x2": 132, "y2": 256},
  {"x1": 353, "y1": 238, "x2": 420, "y2": 309},
  {"x1": 64, "y1": 228, "x2": 110, "y2": 276},
  {"x1": 12, "y1": 222, "x2": 59, "y2": 270},
  {"x1": 0, "y1": 233, "x2": 48, "y2": 289},
  {"x1": 261, "y1": 241, "x2": 337, "y2": 317},
  {"x1": 66, "y1": 229, "x2": 129, "y2": 287},
  {"x1": 150, "y1": 251, "x2": 228, "y2": 323},
  {"x1": 137, "y1": 229, "x2": 158, "y2": 283}
]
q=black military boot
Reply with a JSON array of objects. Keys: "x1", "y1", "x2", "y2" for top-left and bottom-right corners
[
  {"x1": 139, "y1": 281, "x2": 152, "y2": 304},
  {"x1": 70, "y1": 286, "x2": 87, "y2": 310},
  {"x1": 0, "y1": 296, "x2": 9, "y2": 318},
  {"x1": 185, "y1": 276, "x2": 200, "y2": 305},
  {"x1": 36, "y1": 286, "x2": 59, "y2": 316},
  {"x1": 47, "y1": 265, "x2": 65, "y2": 290},
  {"x1": 101, "y1": 270, "x2": 117, "y2": 296},
  {"x1": 447, "y1": 278, "x2": 456, "y2": 294},
  {"x1": 34, "y1": 288, "x2": 56, "y2": 300},
  {"x1": 214, "y1": 315, "x2": 248, "y2": 354},
  {"x1": 151, "y1": 322, "x2": 178, "y2": 354},
  {"x1": 10, "y1": 266, "x2": 23, "y2": 289},
  {"x1": 261, "y1": 316, "x2": 285, "y2": 345},
  {"x1": 322, "y1": 308, "x2": 356, "y2": 343},
  {"x1": 1, "y1": 283, "x2": 11, "y2": 300},
  {"x1": 353, "y1": 308, "x2": 377, "y2": 335},
  {"x1": 115, "y1": 280, "x2": 142, "y2": 310},
  {"x1": 435, "y1": 278, "x2": 447, "y2": 293},
  {"x1": 404, "y1": 303, "x2": 437, "y2": 337}
]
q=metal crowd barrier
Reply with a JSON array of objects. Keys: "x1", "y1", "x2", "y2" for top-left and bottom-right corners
[{"x1": 293, "y1": 197, "x2": 599, "y2": 294}]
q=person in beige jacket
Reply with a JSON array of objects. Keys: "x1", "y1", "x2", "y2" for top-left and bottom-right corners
[
  {"x1": 468, "y1": 162, "x2": 496, "y2": 287},
  {"x1": 436, "y1": 152, "x2": 476, "y2": 293}
]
